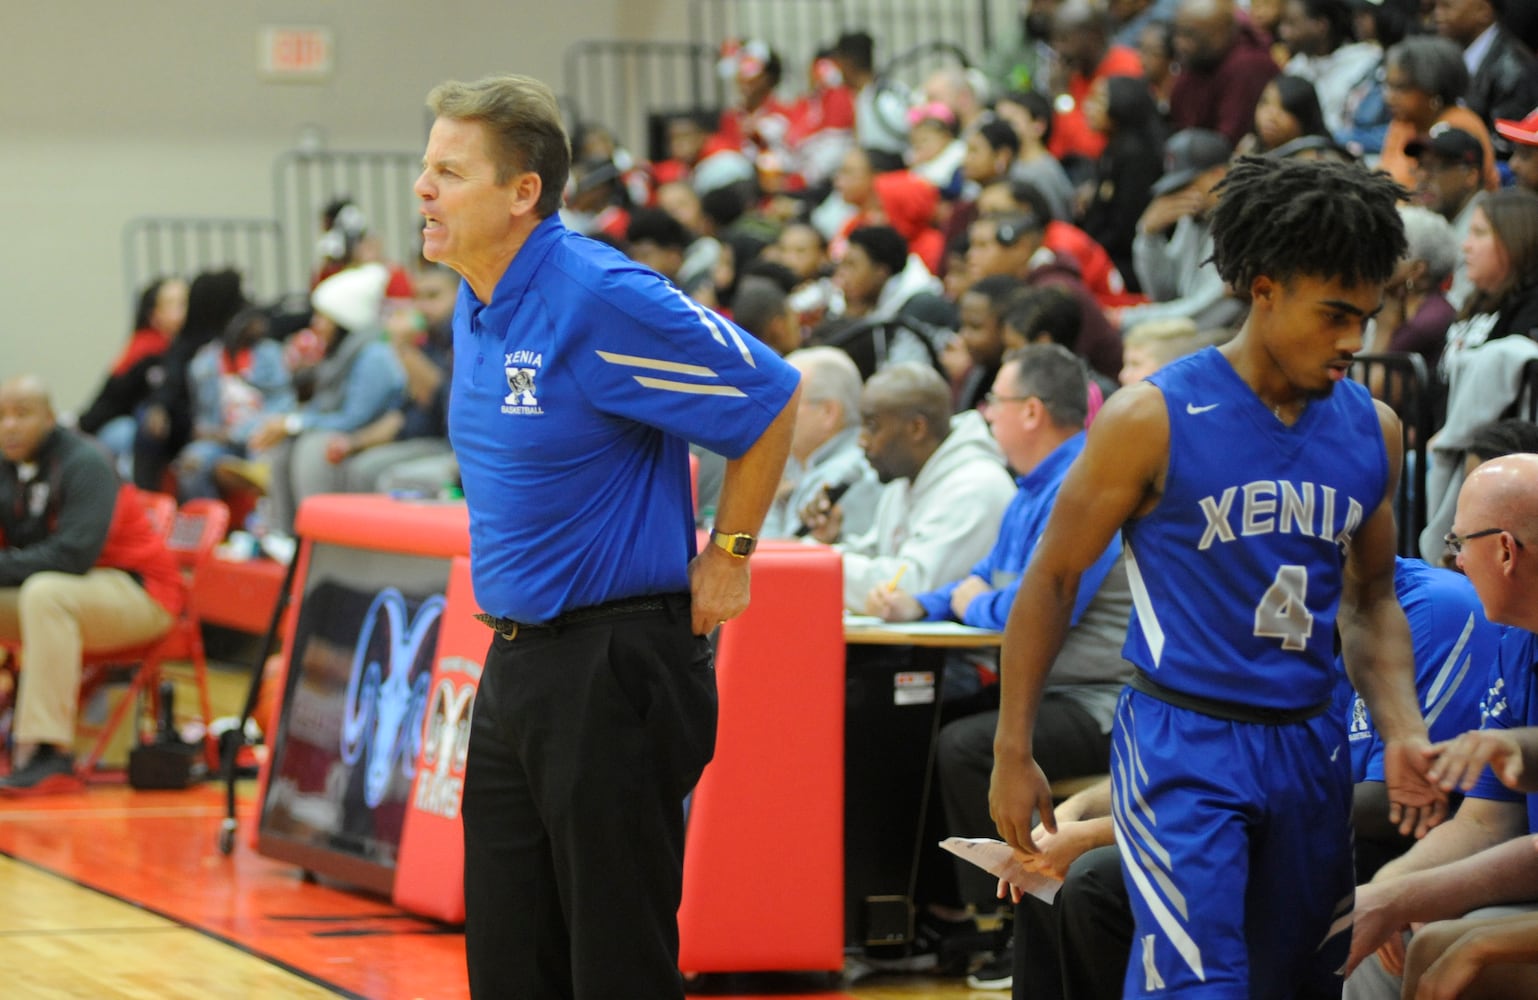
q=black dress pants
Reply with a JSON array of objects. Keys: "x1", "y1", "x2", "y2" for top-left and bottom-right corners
[
  {"x1": 461, "y1": 596, "x2": 716, "y2": 1000},
  {"x1": 1054, "y1": 844, "x2": 1131, "y2": 1000},
  {"x1": 1012, "y1": 844, "x2": 1130, "y2": 1000}
]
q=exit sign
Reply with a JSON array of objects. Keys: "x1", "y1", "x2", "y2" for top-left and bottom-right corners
[{"x1": 260, "y1": 26, "x2": 334, "y2": 81}]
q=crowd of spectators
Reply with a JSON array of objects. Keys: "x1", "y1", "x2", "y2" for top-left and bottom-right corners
[{"x1": 50, "y1": 0, "x2": 1538, "y2": 988}]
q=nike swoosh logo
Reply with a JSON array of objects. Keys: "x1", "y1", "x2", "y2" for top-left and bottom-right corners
[
  {"x1": 1330, "y1": 745, "x2": 1341, "y2": 762},
  {"x1": 1186, "y1": 403, "x2": 1219, "y2": 414}
]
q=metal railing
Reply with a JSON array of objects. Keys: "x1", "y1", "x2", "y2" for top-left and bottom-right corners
[
  {"x1": 563, "y1": 40, "x2": 722, "y2": 160},
  {"x1": 688, "y1": 0, "x2": 996, "y2": 86},
  {"x1": 272, "y1": 149, "x2": 424, "y2": 293},
  {"x1": 562, "y1": 2, "x2": 1000, "y2": 163},
  {"x1": 1349, "y1": 352, "x2": 1433, "y2": 558},
  {"x1": 122, "y1": 216, "x2": 286, "y2": 306}
]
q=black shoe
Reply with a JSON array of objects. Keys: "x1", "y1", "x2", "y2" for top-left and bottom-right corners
[
  {"x1": 863, "y1": 910, "x2": 983, "y2": 976},
  {"x1": 0, "y1": 746, "x2": 82, "y2": 796},
  {"x1": 967, "y1": 944, "x2": 1014, "y2": 990}
]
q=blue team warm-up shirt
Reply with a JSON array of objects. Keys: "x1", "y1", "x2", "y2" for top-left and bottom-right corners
[
  {"x1": 914, "y1": 430, "x2": 1122, "y2": 631},
  {"x1": 1124, "y1": 347, "x2": 1389, "y2": 710},
  {"x1": 448, "y1": 215, "x2": 800, "y2": 624},
  {"x1": 1344, "y1": 557, "x2": 1496, "y2": 782},
  {"x1": 1469, "y1": 626, "x2": 1538, "y2": 834}
]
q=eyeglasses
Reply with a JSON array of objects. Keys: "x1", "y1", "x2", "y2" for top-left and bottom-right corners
[
  {"x1": 1444, "y1": 527, "x2": 1526, "y2": 556},
  {"x1": 982, "y1": 392, "x2": 1034, "y2": 408}
]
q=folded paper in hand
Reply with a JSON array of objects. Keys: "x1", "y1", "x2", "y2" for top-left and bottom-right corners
[{"x1": 939, "y1": 836, "x2": 1064, "y2": 903}]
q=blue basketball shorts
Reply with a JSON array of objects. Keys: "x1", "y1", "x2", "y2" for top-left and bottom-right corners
[{"x1": 1110, "y1": 687, "x2": 1354, "y2": 998}]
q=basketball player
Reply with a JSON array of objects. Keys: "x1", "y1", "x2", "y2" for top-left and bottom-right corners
[{"x1": 988, "y1": 156, "x2": 1448, "y2": 997}]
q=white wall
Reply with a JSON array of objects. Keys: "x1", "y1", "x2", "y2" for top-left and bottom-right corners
[{"x1": 0, "y1": 0, "x2": 698, "y2": 410}]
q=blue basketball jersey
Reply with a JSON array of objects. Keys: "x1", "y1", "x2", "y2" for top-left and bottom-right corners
[{"x1": 1123, "y1": 347, "x2": 1389, "y2": 710}]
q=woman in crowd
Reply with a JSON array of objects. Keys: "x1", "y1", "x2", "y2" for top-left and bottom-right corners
[
  {"x1": 1079, "y1": 75, "x2": 1165, "y2": 294},
  {"x1": 77, "y1": 275, "x2": 189, "y2": 475},
  {"x1": 1421, "y1": 188, "x2": 1538, "y2": 560},
  {"x1": 1238, "y1": 75, "x2": 1329, "y2": 155},
  {"x1": 1375, "y1": 204, "x2": 1460, "y2": 371},
  {"x1": 1378, "y1": 34, "x2": 1498, "y2": 192},
  {"x1": 1441, "y1": 188, "x2": 1538, "y2": 374},
  {"x1": 175, "y1": 306, "x2": 292, "y2": 500},
  {"x1": 132, "y1": 268, "x2": 246, "y2": 492},
  {"x1": 1137, "y1": 21, "x2": 1180, "y2": 122}
]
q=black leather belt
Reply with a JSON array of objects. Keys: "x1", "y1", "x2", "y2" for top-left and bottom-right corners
[
  {"x1": 1128, "y1": 670, "x2": 1332, "y2": 726},
  {"x1": 475, "y1": 594, "x2": 675, "y2": 641}
]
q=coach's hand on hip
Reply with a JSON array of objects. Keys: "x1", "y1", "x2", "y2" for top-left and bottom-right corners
[{"x1": 689, "y1": 544, "x2": 751, "y2": 634}]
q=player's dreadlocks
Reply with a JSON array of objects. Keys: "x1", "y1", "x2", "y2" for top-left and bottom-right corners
[{"x1": 1209, "y1": 156, "x2": 1408, "y2": 300}]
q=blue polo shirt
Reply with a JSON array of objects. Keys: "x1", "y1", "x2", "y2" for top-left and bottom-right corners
[
  {"x1": 915, "y1": 431, "x2": 1120, "y2": 631},
  {"x1": 448, "y1": 215, "x2": 799, "y2": 623},
  {"x1": 1469, "y1": 626, "x2": 1538, "y2": 834},
  {"x1": 1344, "y1": 557, "x2": 1496, "y2": 783}
]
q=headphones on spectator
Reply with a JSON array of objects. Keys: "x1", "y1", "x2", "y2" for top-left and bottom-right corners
[
  {"x1": 994, "y1": 212, "x2": 1039, "y2": 248},
  {"x1": 316, "y1": 202, "x2": 368, "y2": 261}
]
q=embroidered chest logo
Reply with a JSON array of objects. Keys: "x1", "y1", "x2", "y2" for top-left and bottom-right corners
[
  {"x1": 502, "y1": 350, "x2": 544, "y2": 415},
  {"x1": 1349, "y1": 696, "x2": 1368, "y2": 738}
]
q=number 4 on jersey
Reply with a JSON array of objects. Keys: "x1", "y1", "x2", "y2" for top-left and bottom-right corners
[{"x1": 1254, "y1": 565, "x2": 1313, "y2": 650}]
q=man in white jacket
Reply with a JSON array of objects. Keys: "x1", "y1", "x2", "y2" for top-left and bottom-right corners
[{"x1": 798, "y1": 362, "x2": 1016, "y2": 610}]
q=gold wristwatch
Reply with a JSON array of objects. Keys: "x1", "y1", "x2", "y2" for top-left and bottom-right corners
[{"x1": 708, "y1": 529, "x2": 757, "y2": 557}]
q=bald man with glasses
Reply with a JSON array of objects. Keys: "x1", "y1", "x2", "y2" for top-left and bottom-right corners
[{"x1": 1346, "y1": 452, "x2": 1538, "y2": 999}]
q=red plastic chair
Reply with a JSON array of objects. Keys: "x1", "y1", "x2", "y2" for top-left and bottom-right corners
[
  {"x1": 137, "y1": 490, "x2": 177, "y2": 538},
  {"x1": 70, "y1": 497, "x2": 230, "y2": 775}
]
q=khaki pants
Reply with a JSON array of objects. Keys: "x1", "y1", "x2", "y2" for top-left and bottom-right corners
[{"x1": 0, "y1": 570, "x2": 175, "y2": 747}]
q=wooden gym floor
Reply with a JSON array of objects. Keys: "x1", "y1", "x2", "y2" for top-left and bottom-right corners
[{"x1": 0, "y1": 656, "x2": 999, "y2": 999}]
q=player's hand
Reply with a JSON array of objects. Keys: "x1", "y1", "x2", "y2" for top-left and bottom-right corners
[
  {"x1": 1426, "y1": 729, "x2": 1531, "y2": 793},
  {"x1": 1412, "y1": 942, "x2": 1487, "y2": 1000},
  {"x1": 1017, "y1": 819, "x2": 1095, "y2": 881},
  {"x1": 796, "y1": 490, "x2": 843, "y2": 544},
  {"x1": 989, "y1": 752, "x2": 1056, "y2": 854},
  {"x1": 865, "y1": 586, "x2": 923, "y2": 622},
  {"x1": 1345, "y1": 880, "x2": 1408, "y2": 977},
  {"x1": 1382, "y1": 736, "x2": 1449, "y2": 839},
  {"x1": 688, "y1": 545, "x2": 751, "y2": 635}
]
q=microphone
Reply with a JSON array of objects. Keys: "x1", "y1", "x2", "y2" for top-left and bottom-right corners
[{"x1": 794, "y1": 476, "x2": 858, "y2": 538}]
